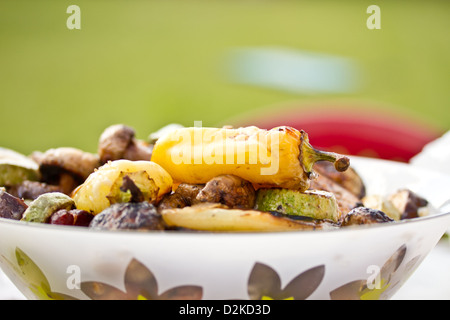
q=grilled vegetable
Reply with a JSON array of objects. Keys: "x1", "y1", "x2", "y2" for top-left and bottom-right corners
[
  {"x1": 0, "y1": 147, "x2": 40, "y2": 187},
  {"x1": 98, "y1": 124, "x2": 152, "y2": 165},
  {"x1": 89, "y1": 202, "x2": 165, "y2": 231},
  {"x1": 388, "y1": 189, "x2": 429, "y2": 220},
  {"x1": 314, "y1": 161, "x2": 366, "y2": 199},
  {"x1": 21, "y1": 192, "x2": 75, "y2": 223},
  {"x1": 161, "y1": 203, "x2": 337, "y2": 232},
  {"x1": 0, "y1": 188, "x2": 28, "y2": 220},
  {"x1": 255, "y1": 188, "x2": 341, "y2": 222},
  {"x1": 151, "y1": 126, "x2": 349, "y2": 192},
  {"x1": 72, "y1": 160, "x2": 173, "y2": 215},
  {"x1": 196, "y1": 175, "x2": 256, "y2": 209},
  {"x1": 362, "y1": 195, "x2": 401, "y2": 221},
  {"x1": 7, "y1": 181, "x2": 62, "y2": 201},
  {"x1": 309, "y1": 173, "x2": 362, "y2": 216},
  {"x1": 174, "y1": 183, "x2": 204, "y2": 203},
  {"x1": 106, "y1": 171, "x2": 159, "y2": 205},
  {"x1": 362, "y1": 189, "x2": 430, "y2": 221},
  {"x1": 342, "y1": 207, "x2": 394, "y2": 226},
  {"x1": 33, "y1": 147, "x2": 100, "y2": 195},
  {"x1": 157, "y1": 183, "x2": 204, "y2": 211}
]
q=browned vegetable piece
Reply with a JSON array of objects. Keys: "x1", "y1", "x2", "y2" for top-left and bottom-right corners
[
  {"x1": 161, "y1": 203, "x2": 339, "y2": 232},
  {"x1": 196, "y1": 175, "x2": 256, "y2": 209},
  {"x1": 0, "y1": 147, "x2": 40, "y2": 187},
  {"x1": 309, "y1": 173, "x2": 363, "y2": 217},
  {"x1": 89, "y1": 202, "x2": 165, "y2": 231},
  {"x1": 158, "y1": 192, "x2": 187, "y2": 211},
  {"x1": 33, "y1": 147, "x2": 99, "y2": 195},
  {"x1": 388, "y1": 189, "x2": 429, "y2": 220},
  {"x1": 157, "y1": 183, "x2": 204, "y2": 211},
  {"x1": 7, "y1": 181, "x2": 62, "y2": 201},
  {"x1": 362, "y1": 194, "x2": 401, "y2": 221},
  {"x1": 176, "y1": 183, "x2": 204, "y2": 203},
  {"x1": 98, "y1": 124, "x2": 152, "y2": 164},
  {"x1": 21, "y1": 192, "x2": 75, "y2": 223},
  {"x1": 106, "y1": 172, "x2": 159, "y2": 205},
  {"x1": 0, "y1": 188, "x2": 28, "y2": 220},
  {"x1": 314, "y1": 161, "x2": 366, "y2": 199},
  {"x1": 342, "y1": 207, "x2": 394, "y2": 227},
  {"x1": 50, "y1": 209, "x2": 94, "y2": 227}
]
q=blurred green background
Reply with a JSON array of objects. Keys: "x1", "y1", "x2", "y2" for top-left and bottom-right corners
[{"x1": 1, "y1": 0, "x2": 449, "y2": 155}]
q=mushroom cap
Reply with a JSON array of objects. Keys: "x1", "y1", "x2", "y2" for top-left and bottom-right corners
[
  {"x1": 98, "y1": 124, "x2": 152, "y2": 164},
  {"x1": 98, "y1": 124, "x2": 136, "y2": 164},
  {"x1": 37, "y1": 147, "x2": 100, "y2": 180}
]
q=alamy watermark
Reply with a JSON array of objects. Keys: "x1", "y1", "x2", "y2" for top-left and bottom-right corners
[
  {"x1": 66, "y1": 265, "x2": 81, "y2": 290},
  {"x1": 367, "y1": 5, "x2": 381, "y2": 30},
  {"x1": 65, "y1": 5, "x2": 380, "y2": 31},
  {"x1": 67, "y1": 5, "x2": 81, "y2": 30},
  {"x1": 366, "y1": 264, "x2": 382, "y2": 290}
]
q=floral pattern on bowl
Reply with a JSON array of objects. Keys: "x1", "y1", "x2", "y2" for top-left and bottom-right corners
[
  {"x1": 330, "y1": 245, "x2": 423, "y2": 300},
  {"x1": 247, "y1": 262, "x2": 324, "y2": 300},
  {"x1": 0, "y1": 242, "x2": 430, "y2": 300},
  {"x1": 81, "y1": 258, "x2": 203, "y2": 300}
]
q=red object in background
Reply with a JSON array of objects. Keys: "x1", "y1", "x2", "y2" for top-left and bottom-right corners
[{"x1": 243, "y1": 107, "x2": 442, "y2": 162}]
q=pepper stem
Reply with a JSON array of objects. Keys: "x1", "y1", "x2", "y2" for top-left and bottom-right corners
[{"x1": 299, "y1": 130, "x2": 350, "y2": 179}]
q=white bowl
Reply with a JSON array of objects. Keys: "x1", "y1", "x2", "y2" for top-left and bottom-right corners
[{"x1": 0, "y1": 157, "x2": 449, "y2": 300}]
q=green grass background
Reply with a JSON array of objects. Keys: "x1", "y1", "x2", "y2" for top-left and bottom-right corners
[{"x1": 1, "y1": 0, "x2": 449, "y2": 155}]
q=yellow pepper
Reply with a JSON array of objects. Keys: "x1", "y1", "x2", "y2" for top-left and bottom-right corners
[{"x1": 151, "y1": 126, "x2": 349, "y2": 191}]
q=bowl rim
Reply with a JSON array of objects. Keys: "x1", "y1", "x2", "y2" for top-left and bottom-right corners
[
  {"x1": 1, "y1": 156, "x2": 449, "y2": 238},
  {"x1": 1, "y1": 210, "x2": 449, "y2": 238}
]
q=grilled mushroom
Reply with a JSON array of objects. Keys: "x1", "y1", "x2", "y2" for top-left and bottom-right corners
[
  {"x1": 158, "y1": 183, "x2": 204, "y2": 211},
  {"x1": 0, "y1": 188, "x2": 28, "y2": 220},
  {"x1": 98, "y1": 124, "x2": 152, "y2": 164},
  {"x1": 7, "y1": 180, "x2": 62, "y2": 201},
  {"x1": 89, "y1": 202, "x2": 165, "y2": 231},
  {"x1": 196, "y1": 175, "x2": 256, "y2": 209},
  {"x1": 342, "y1": 207, "x2": 394, "y2": 226},
  {"x1": 33, "y1": 147, "x2": 100, "y2": 195}
]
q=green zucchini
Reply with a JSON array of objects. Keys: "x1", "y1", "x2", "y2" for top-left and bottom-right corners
[{"x1": 255, "y1": 188, "x2": 341, "y2": 222}]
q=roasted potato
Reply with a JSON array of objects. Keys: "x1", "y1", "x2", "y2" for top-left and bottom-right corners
[{"x1": 72, "y1": 160, "x2": 173, "y2": 215}]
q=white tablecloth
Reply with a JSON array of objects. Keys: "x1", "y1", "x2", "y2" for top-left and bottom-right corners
[
  {"x1": 393, "y1": 238, "x2": 450, "y2": 300},
  {"x1": 0, "y1": 270, "x2": 25, "y2": 300}
]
